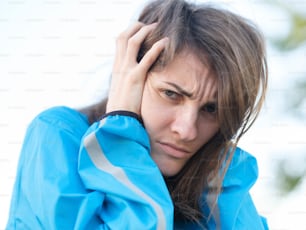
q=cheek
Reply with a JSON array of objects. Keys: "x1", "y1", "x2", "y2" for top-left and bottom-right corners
[
  {"x1": 140, "y1": 86, "x2": 159, "y2": 132},
  {"x1": 141, "y1": 85, "x2": 152, "y2": 119},
  {"x1": 141, "y1": 85, "x2": 171, "y2": 135},
  {"x1": 198, "y1": 123, "x2": 219, "y2": 145}
]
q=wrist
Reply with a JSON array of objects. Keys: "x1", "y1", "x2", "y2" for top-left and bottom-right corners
[{"x1": 100, "y1": 110, "x2": 144, "y2": 125}]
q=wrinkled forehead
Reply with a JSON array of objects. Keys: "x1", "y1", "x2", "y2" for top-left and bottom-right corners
[{"x1": 151, "y1": 50, "x2": 218, "y2": 102}]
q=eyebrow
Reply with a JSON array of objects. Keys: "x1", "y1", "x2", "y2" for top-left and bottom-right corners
[
  {"x1": 164, "y1": 81, "x2": 218, "y2": 103},
  {"x1": 164, "y1": 82, "x2": 193, "y2": 98}
]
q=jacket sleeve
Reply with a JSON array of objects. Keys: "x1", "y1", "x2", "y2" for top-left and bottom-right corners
[
  {"x1": 6, "y1": 107, "x2": 173, "y2": 230},
  {"x1": 78, "y1": 112, "x2": 174, "y2": 229},
  {"x1": 210, "y1": 147, "x2": 269, "y2": 230}
]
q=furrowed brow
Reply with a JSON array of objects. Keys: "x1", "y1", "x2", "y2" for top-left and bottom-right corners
[{"x1": 164, "y1": 82, "x2": 193, "y2": 98}]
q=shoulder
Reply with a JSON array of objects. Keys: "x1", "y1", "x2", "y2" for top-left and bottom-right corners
[
  {"x1": 28, "y1": 106, "x2": 89, "y2": 137},
  {"x1": 229, "y1": 147, "x2": 258, "y2": 169},
  {"x1": 216, "y1": 148, "x2": 267, "y2": 229},
  {"x1": 34, "y1": 106, "x2": 88, "y2": 125},
  {"x1": 223, "y1": 147, "x2": 258, "y2": 189},
  {"x1": 223, "y1": 147, "x2": 259, "y2": 190}
]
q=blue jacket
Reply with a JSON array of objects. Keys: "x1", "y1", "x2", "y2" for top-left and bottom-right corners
[{"x1": 6, "y1": 106, "x2": 268, "y2": 229}]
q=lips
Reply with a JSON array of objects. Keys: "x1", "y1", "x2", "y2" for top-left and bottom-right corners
[{"x1": 157, "y1": 142, "x2": 191, "y2": 158}]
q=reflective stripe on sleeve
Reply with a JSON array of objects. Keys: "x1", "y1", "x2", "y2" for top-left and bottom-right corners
[{"x1": 83, "y1": 128, "x2": 167, "y2": 230}]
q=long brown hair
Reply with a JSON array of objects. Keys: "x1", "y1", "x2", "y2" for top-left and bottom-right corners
[{"x1": 81, "y1": 0, "x2": 268, "y2": 226}]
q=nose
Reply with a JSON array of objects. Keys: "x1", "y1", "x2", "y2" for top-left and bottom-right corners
[{"x1": 170, "y1": 108, "x2": 198, "y2": 142}]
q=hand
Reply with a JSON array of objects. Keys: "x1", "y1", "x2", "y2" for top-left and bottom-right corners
[{"x1": 106, "y1": 22, "x2": 168, "y2": 115}]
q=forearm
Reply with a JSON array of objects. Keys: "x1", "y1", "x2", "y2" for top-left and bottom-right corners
[{"x1": 79, "y1": 112, "x2": 174, "y2": 229}]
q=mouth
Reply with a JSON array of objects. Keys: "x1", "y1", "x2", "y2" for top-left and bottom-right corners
[{"x1": 156, "y1": 141, "x2": 191, "y2": 159}]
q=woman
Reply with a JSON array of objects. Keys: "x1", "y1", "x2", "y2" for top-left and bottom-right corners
[{"x1": 7, "y1": 0, "x2": 268, "y2": 229}]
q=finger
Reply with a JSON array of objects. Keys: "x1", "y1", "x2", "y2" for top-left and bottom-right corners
[
  {"x1": 125, "y1": 23, "x2": 158, "y2": 61},
  {"x1": 115, "y1": 22, "x2": 145, "y2": 59},
  {"x1": 138, "y1": 37, "x2": 169, "y2": 73}
]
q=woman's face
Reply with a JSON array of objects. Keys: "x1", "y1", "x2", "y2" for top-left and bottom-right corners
[{"x1": 141, "y1": 51, "x2": 220, "y2": 176}]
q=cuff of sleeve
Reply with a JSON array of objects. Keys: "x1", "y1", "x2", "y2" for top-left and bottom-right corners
[{"x1": 99, "y1": 110, "x2": 144, "y2": 125}]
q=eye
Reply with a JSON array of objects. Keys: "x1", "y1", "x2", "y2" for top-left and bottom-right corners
[
  {"x1": 163, "y1": 89, "x2": 180, "y2": 100},
  {"x1": 202, "y1": 103, "x2": 217, "y2": 114}
]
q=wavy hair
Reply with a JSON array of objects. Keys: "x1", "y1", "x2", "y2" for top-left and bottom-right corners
[
  {"x1": 137, "y1": 0, "x2": 268, "y2": 226},
  {"x1": 81, "y1": 0, "x2": 268, "y2": 226}
]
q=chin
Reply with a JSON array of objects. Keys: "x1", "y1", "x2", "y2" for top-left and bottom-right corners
[
  {"x1": 160, "y1": 169, "x2": 177, "y2": 177},
  {"x1": 156, "y1": 162, "x2": 183, "y2": 177},
  {"x1": 150, "y1": 151, "x2": 187, "y2": 177}
]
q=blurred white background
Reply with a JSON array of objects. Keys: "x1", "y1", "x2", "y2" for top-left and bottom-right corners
[{"x1": 1, "y1": 0, "x2": 305, "y2": 229}]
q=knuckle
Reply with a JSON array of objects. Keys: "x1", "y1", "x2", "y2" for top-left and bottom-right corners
[
  {"x1": 116, "y1": 33, "x2": 128, "y2": 43},
  {"x1": 135, "y1": 21, "x2": 145, "y2": 27},
  {"x1": 127, "y1": 36, "x2": 139, "y2": 47},
  {"x1": 144, "y1": 55, "x2": 155, "y2": 66}
]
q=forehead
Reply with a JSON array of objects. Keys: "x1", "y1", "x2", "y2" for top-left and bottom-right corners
[{"x1": 152, "y1": 51, "x2": 218, "y2": 101}]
